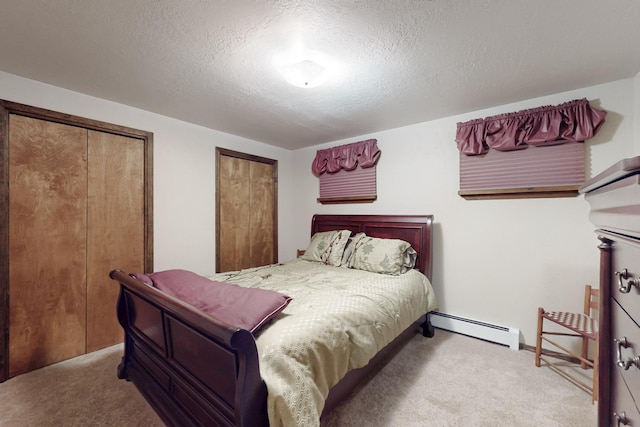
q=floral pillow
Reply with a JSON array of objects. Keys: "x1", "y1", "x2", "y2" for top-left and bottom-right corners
[
  {"x1": 301, "y1": 229, "x2": 351, "y2": 266},
  {"x1": 340, "y1": 237, "x2": 355, "y2": 267},
  {"x1": 326, "y1": 230, "x2": 352, "y2": 266},
  {"x1": 347, "y1": 233, "x2": 415, "y2": 275},
  {"x1": 402, "y1": 247, "x2": 418, "y2": 273}
]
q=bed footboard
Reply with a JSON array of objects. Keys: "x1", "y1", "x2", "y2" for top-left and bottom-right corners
[{"x1": 110, "y1": 270, "x2": 269, "y2": 427}]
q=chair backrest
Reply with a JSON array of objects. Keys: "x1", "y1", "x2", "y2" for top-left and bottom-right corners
[{"x1": 583, "y1": 284, "x2": 599, "y2": 316}]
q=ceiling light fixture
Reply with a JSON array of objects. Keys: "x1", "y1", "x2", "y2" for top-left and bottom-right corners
[
  {"x1": 280, "y1": 59, "x2": 329, "y2": 89},
  {"x1": 273, "y1": 47, "x2": 334, "y2": 89}
]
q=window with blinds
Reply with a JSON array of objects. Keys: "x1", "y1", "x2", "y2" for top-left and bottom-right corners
[
  {"x1": 318, "y1": 166, "x2": 377, "y2": 203},
  {"x1": 455, "y1": 98, "x2": 605, "y2": 200},
  {"x1": 312, "y1": 139, "x2": 380, "y2": 204},
  {"x1": 459, "y1": 142, "x2": 585, "y2": 199}
]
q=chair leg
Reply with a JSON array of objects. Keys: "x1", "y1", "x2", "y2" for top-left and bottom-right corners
[
  {"x1": 535, "y1": 307, "x2": 544, "y2": 367},
  {"x1": 580, "y1": 336, "x2": 589, "y2": 369}
]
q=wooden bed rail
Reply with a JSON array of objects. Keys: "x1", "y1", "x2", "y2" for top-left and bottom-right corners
[{"x1": 109, "y1": 269, "x2": 269, "y2": 427}]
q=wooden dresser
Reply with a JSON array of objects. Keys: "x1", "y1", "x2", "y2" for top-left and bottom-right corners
[{"x1": 580, "y1": 156, "x2": 640, "y2": 427}]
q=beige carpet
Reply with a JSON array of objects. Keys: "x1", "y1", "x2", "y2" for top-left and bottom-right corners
[{"x1": 0, "y1": 330, "x2": 596, "y2": 426}]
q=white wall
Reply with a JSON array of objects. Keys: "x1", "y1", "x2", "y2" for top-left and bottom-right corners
[
  {"x1": 0, "y1": 71, "x2": 294, "y2": 276},
  {"x1": 3, "y1": 70, "x2": 636, "y2": 347},
  {"x1": 636, "y1": 71, "x2": 640, "y2": 152},
  {"x1": 291, "y1": 78, "x2": 637, "y2": 346}
]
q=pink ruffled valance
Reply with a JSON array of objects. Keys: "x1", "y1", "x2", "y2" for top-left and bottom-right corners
[
  {"x1": 456, "y1": 98, "x2": 607, "y2": 156},
  {"x1": 312, "y1": 139, "x2": 381, "y2": 175}
]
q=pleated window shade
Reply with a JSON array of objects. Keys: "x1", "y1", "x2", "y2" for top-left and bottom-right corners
[
  {"x1": 312, "y1": 139, "x2": 380, "y2": 204},
  {"x1": 318, "y1": 166, "x2": 377, "y2": 203},
  {"x1": 459, "y1": 141, "x2": 585, "y2": 199},
  {"x1": 455, "y1": 98, "x2": 605, "y2": 199}
]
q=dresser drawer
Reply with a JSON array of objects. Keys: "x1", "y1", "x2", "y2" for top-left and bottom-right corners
[
  {"x1": 611, "y1": 368, "x2": 640, "y2": 427},
  {"x1": 612, "y1": 299, "x2": 640, "y2": 415},
  {"x1": 611, "y1": 238, "x2": 640, "y2": 325}
]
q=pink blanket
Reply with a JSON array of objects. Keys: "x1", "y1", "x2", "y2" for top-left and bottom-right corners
[{"x1": 131, "y1": 269, "x2": 291, "y2": 333}]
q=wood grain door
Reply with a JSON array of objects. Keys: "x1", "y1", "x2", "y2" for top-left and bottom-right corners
[
  {"x1": 86, "y1": 131, "x2": 145, "y2": 352},
  {"x1": 8, "y1": 115, "x2": 88, "y2": 377},
  {"x1": 0, "y1": 100, "x2": 154, "y2": 382},
  {"x1": 216, "y1": 148, "x2": 277, "y2": 272},
  {"x1": 248, "y1": 161, "x2": 276, "y2": 266}
]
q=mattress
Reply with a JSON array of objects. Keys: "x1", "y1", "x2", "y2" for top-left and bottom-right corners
[{"x1": 210, "y1": 258, "x2": 437, "y2": 427}]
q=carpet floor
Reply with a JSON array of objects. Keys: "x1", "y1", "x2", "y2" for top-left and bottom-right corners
[{"x1": 0, "y1": 329, "x2": 597, "y2": 426}]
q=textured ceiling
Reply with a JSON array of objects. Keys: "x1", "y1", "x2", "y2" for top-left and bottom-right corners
[{"x1": 1, "y1": 1, "x2": 639, "y2": 150}]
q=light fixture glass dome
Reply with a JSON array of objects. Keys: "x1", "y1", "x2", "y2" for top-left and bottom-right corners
[
  {"x1": 273, "y1": 47, "x2": 334, "y2": 89},
  {"x1": 280, "y1": 59, "x2": 329, "y2": 88}
]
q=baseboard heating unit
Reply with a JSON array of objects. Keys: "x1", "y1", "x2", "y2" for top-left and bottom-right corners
[{"x1": 429, "y1": 312, "x2": 520, "y2": 350}]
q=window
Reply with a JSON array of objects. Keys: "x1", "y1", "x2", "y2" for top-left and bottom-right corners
[
  {"x1": 456, "y1": 98, "x2": 606, "y2": 200},
  {"x1": 312, "y1": 139, "x2": 380, "y2": 204}
]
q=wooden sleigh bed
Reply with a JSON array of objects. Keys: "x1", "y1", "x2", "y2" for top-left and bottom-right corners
[{"x1": 110, "y1": 214, "x2": 436, "y2": 426}]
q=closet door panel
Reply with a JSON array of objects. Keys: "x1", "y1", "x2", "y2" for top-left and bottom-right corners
[
  {"x1": 218, "y1": 155, "x2": 251, "y2": 272},
  {"x1": 216, "y1": 148, "x2": 277, "y2": 273},
  {"x1": 8, "y1": 115, "x2": 88, "y2": 377},
  {"x1": 87, "y1": 131, "x2": 145, "y2": 352},
  {"x1": 249, "y1": 161, "x2": 275, "y2": 267}
]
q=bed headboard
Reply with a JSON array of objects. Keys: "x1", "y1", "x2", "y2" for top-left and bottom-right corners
[{"x1": 310, "y1": 214, "x2": 434, "y2": 281}]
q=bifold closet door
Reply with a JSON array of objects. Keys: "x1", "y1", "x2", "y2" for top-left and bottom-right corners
[
  {"x1": 8, "y1": 116, "x2": 88, "y2": 377},
  {"x1": 8, "y1": 117, "x2": 145, "y2": 376},
  {"x1": 217, "y1": 150, "x2": 277, "y2": 273},
  {"x1": 86, "y1": 131, "x2": 144, "y2": 352},
  {"x1": 1, "y1": 100, "x2": 153, "y2": 382},
  {"x1": 218, "y1": 155, "x2": 252, "y2": 272},
  {"x1": 249, "y1": 161, "x2": 276, "y2": 266}
]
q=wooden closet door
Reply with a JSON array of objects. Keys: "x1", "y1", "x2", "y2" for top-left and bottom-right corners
[
  {"x1": 0, "y1": 99, "x2": 153, "y2": 382},
  {"x1": 249, "y1": 161, "x2": 275, "y2": 266},
  {"x1": 8, "y1": 115, "x2": 88, "y2": 377},
  {"x1": 218, "y1": 155, "x2": 252, "y2": 272},
  {"x1": 86, "y1": 131, "x2": 144, "y2": 352},
  {"x1": 216, "y1": 149, "x2": 277, "y2": 273}
]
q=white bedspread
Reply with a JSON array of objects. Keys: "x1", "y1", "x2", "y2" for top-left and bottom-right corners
[{"x1": 210, "y1": 259, "x2": 437, "y2": 427}]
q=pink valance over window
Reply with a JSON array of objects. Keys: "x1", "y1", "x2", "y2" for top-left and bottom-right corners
[
  {"x1": 456, "y1": 98, "x2": 607, "y2": 156},
  {"x1": 312, "y1": 139, "x2": 381, "y2": 175}
]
